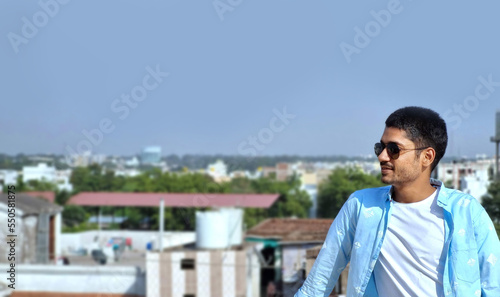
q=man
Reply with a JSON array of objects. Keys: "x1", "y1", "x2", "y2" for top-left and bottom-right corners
[{"x1": 295, "y1": 107, "x2": 500, "y2": 297}]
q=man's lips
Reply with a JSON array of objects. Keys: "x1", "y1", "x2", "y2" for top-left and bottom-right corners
[{"x1": 380, "y1": 164, "x2": 394, "y2": 171}]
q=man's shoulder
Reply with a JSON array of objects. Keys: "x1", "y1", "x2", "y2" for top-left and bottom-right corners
[
  {"x1": 439, "y1": 186, "x2": 484, "y2": 215},
  {"x1": 440, "y1": 187, "x2": 480, "y2": 204},
  {"x1": 352, "y1": 185, "x2": 392, "y2": 196},
  {"x1": 349, "y1": 185, "x2": 392, "y2": 204}
]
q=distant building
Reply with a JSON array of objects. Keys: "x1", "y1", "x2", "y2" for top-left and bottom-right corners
[
  {"x1": 262, "y1": 163, "x2": 294, "y2": 181},
  {"x1": 125, "y1": 156, "x2": 140, "y2": 167},
  {"x1": 54, "y1": 169, "x2": 73, "y2": 192},
  {"x1": 21, "y1": 164, "x2": 73, "y2": 191},
  {"x1": 276, "y1": 163, "x2": 292, "y2": 181},
  {"x1": 461, "y1": 175, "x2": 490, "y2": 203},
  {"x1": 67, "y1": 150, "x2": 92, "y2": 167},
  {"x1": 206, "y1": 159, "x2": 228, "y2": 180},
  {"x1": 141, "y1": 146, "x2": 162, "y2": 165},
  {"x1": 115, "y1": 168, "x2": 141, "y2": 177},
  {"x1": 262, "y1": 166, "x2": 277, "y2": 178},
  {"x1": 437, "y1": 159, "x2": 493, "y2": 201},
  {"x1": 22, "y1": 163, "x2": 56, "y2": 183},
  {"x1": 300, "y1": 173, "x2": 318, "y2": 218},
  {"x1": 229, "y1": 170, "x2": 248, "y2": 179},
  {"x1": 0, "y1": 169, "x2": 19, "y2": 190},
  {"x1": 91, "y1": 154, "x2": 106, "y2": 165}
]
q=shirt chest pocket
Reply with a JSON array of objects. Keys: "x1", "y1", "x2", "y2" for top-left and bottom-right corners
[{"x1": 453, "y1": 248, "x2": 480, "y2": 283}]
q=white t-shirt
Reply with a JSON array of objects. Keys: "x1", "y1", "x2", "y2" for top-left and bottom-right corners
[{"x1": 374, "y1": 189, "x2": 447, "y2": 297}]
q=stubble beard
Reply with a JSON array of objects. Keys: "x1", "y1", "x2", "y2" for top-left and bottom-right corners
[{"x1": 380, "y1": 164, "x2": 420, "y2": 186}]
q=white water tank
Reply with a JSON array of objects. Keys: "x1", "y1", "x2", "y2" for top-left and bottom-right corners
[
  {"x1": 196, "y1": 211, "x2": 229, "y2": 249},
  {"x1": 195, "y1": 208, "x2": 243, "y2": 249},
  {"x1": 221, "y1": 208, "x2": 243, "y2": 246}
]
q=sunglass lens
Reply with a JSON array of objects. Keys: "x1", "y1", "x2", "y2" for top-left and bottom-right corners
[
  {"x1": 374, "y1": 143, "x2": 383, "y2": 156},
  {"x1": 386, "y1": 143, "x2": 400, "y2": 159}
]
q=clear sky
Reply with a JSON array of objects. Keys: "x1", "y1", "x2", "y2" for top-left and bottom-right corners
[{"x1": 1, "y1": 0, "x2": 499, "y2": 158}]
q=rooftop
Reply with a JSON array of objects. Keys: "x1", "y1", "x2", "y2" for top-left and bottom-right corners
[
  {"x1": 24, "y1": 191, "x2": 56, "y2": 203},
  {"x1": 246, "y1": 218, "x2": 333, "y2": 243},
  {"x1": 68, "y1": 192, "x2": 279, "y2": 208},
  {"x1": 0, "y1": 193, "x2": 62, "y2": 215}
]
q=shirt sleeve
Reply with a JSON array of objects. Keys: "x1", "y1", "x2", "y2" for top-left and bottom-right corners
[
  {"x1": 473, "y1": 207, "x2": 500, "y2": 296},
  {"x1": 295, "y1": 195, "x2": 358, "y2": 297}
]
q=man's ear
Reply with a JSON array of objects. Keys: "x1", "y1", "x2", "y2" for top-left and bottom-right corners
[{"x1": 421, "y1": 147, "x2": 436, "y2": 168}]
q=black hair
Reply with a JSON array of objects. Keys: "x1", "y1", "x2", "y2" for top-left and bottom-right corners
[{"x1": 385, "y1": 106, "x2": 448, "y2": 171}]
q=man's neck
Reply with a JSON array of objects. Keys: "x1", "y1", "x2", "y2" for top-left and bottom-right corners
[{"x1": 392, "y1": 178, "x2": 436, "y2": 203}]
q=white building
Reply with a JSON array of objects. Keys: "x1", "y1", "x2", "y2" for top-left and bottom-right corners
[
  {"x1": 22, "y1": 163, "x2": 56, "y2": 183},
  {"x1": 437, "y1": 159, "x2": 493, "y2": 201},
  {"x1": 207, "y1": 160, "x2": 228, "y2": 179},
  {"x1": 21, "y1": 164, "x2": 73, "y2": 191},
  {"x1": 115, "y1": 168, "x2": 141, "y2": 177},
  {"x1": 461, "y1": 175, "x2": 490, "y2": 203},
  {"x1": 55, "y1": 169, "x2": 73, "y2": 192},
  {"x1": 125, "y1": 156, "x2": 140, "y2": 167},
  {"x1": 0, "y1": 169, "x2": 19, "y2": 189}
]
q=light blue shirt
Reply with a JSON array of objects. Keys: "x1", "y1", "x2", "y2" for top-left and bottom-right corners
[{"x1": 295, "y1": 179, "x2": 500, "y2": 297}]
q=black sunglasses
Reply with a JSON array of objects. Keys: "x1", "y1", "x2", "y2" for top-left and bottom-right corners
[{"x1": 374, "y1": 142, "x2": 428, "y2": 160}]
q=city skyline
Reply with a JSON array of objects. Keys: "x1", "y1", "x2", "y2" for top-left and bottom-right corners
[{"x1": 2, "y1": 1, "x2": 500, "y2": 158}]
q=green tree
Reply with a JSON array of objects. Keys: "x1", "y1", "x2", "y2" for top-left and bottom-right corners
[
  {"x1": 482, "y1": 180, "x2": 500, "y2": 224},
  {"x1": 70, "y1": 163, "x2": 105, "y2": 192},
  {"x1": 317, "y1": 168, "x2": 384, "y2": 218},
  {"x1": 26, "y1": 179, "x2": 57, "y2": 191},
  {"x1": 228, "y1": 175, "x2": 312, "y2": 228},
  {"x1": 13, "y1": 175, "x2": 27, "y2": 192},
  {"x1": 229, "y1": 177, "x2": 254, "y2": 193},
  {"x1": 62, "y1": 205, "x2": 88, "y2": 228},
  {"x1": 55, "y1": 189, "x2": 71, "y2": 205},
  {"x1": 101, "y1": 169, "x2": 116, "y2": 191}
]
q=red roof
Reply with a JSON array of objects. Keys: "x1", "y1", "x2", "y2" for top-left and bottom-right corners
[
  {"x1": 24, "y1": 191, "x2": 56, "y2": 203},
  {"x1": 68, "y1": 192, "x2": 279, "y2": 208}
]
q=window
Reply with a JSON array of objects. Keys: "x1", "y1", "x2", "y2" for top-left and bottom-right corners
[{"x1": 181, "y1": 258, "x2": 195, "y2": 270}]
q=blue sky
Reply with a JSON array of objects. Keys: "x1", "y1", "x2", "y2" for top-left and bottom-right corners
[{"x1": 1, "y1": 0, "x2": 499, "y2": 158}]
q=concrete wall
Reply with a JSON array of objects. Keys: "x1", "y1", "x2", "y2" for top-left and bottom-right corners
[
  {"x1": 61, "y1": 230, "x2": 195, "y2": 254},
  {"x1": 0, "y1": 264, "x2": 145, "y2": 296},
  {"x1": 146, "y1": 247, "x2": 260, "y2": 297},
  {"x1": 0, "y1": 204, "x2": 39, "y2": 264}
]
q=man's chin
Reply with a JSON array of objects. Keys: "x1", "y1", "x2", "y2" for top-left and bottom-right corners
[{"x1": 380, "y1": 176, "x2": 393, "y2": 185}]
